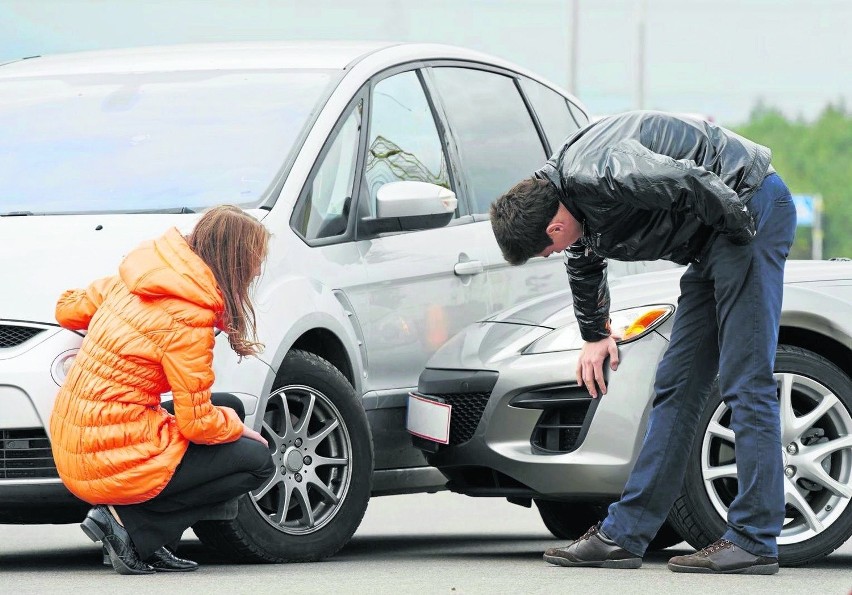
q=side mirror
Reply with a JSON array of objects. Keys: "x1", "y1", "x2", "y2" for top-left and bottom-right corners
[{"x1": 359, "y1": 181, "x2": 458, "y2": 236}]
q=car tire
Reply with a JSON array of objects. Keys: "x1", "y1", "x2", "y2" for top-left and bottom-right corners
[
  {"x1": 535, "y1": 500, "x2": 601, "y2": 541},
  {"x1": 194, "y1": 349, "x2": 373, "y2": 562},
  {"x1": 669, "y1": 345, "x2": 852, "y2": 566},
  {"x1": 535, "y1": 500, "x2": 683, "y2": 550}
]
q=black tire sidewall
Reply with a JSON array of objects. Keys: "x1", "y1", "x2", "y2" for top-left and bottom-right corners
[{"x1": 535, "y1": 500, "x2": 603, "y2": 540}]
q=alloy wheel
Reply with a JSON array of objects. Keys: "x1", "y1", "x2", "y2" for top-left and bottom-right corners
[
  {"x1": 701, "y1": 372, "x2": 852, "y2": 544},
  {"x1": 251, "y1": 385, "x2": 353, "y2": 535}
]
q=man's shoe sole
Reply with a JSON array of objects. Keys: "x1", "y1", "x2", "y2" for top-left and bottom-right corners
[
  {"x1": 667, "y1": 561, "x2": 779, "y2": 575},
  {"x1": 544, "y1": 553, "x2": 642, "y2": 569}
]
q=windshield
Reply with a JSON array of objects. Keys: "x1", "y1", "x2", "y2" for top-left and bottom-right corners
[{"x1": 0, "y1": 69, "x2": 338, "y2": 214}]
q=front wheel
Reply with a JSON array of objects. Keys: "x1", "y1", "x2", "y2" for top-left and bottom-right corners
[
  {"x1": 194, "y1": 350, "x2": 373, "y2": 562},
  {"x1": 669, "y1": 345, "x2": 852, "y2": 566}
]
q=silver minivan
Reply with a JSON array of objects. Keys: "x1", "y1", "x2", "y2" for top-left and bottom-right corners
[{"x1": 0, "y1": 41, "x2": 658, "y2": 561}]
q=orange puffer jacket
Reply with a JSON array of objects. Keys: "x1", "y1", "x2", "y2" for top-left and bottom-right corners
[{"x1": 49, "y1": 227, "x2": 244, "y2": 505}]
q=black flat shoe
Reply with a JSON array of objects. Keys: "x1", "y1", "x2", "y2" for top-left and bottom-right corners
[
  {"x1": 145, "y1": 547, "x2": 199, "y2": 572},
  {"x1": 81, "y1": 505, "x2": 154, "y2": 575}
]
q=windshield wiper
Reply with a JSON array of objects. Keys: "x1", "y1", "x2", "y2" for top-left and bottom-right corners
[
  {"x1": 121, "y1": 206, "x2": 197, "y2": 214},
  {"x1": 2, "y1": 207, "x2": 197, "y2": 216}
]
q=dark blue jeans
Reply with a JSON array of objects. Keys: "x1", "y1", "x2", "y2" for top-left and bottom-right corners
[{"x1": 601, "y1": 174, "x2": 797, "y2": 557}]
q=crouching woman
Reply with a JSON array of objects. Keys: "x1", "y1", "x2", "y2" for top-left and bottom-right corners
[{"x1": 49, "y1": 205, "x2": 276, "y2": 575}]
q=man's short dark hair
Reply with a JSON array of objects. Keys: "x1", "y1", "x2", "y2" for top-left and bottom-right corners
[{"x1": 490, "y1": 176, "x2": 560, "y2": 265}]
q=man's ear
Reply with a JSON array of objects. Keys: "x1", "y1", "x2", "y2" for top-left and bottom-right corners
[{"x1": 545, "y1": 220, "x2": 563, "y2": 239}]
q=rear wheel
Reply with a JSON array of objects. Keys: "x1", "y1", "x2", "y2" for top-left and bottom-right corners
[
  {"x1": 535, "y1": 500, "x2": 683, "y2": 550},
  {"x1": 669, "y1": 346, "x2": 852, "y2": 566},
  {"x1": 194, "y1": 350, "x2": 373, "y2": 562}
]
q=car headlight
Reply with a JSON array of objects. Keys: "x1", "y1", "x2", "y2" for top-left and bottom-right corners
[
  {"x1": 51, "y1": 350, "x2": 78, "y2": 386},
  {"x1": 523, "y1": 304, "x2": 675, "y2": 354}
]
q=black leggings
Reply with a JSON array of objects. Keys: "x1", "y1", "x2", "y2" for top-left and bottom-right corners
[{"x1": 114, "y1": 394, "x2": 275, "y2": 559}]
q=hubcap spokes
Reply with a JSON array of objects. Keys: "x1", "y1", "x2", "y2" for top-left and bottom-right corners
[
  {"x1": 701, "y1": 372, "x2": 852, "y2": 545},
  {"x1": 251, "y1": 385, "x2": 352, "y2": 535}
]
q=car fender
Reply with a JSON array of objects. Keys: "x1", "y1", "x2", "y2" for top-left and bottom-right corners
[
  {"x1": 781, "y1": 284, "x2": 852, "y2": 347},
  {"x1": 210, "y1": 274, "x2": 365, "y2": 423}
]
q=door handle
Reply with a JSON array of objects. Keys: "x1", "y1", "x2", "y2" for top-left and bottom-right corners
[{"x1": 454, "y1": 260, "x2": 484, "y2": 276}]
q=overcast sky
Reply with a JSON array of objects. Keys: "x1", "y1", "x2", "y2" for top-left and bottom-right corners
[{"x1": 1, "y1": 0, "x2": 848, "y2": 125}]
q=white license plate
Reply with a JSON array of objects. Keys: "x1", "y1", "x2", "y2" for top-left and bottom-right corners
[{"x1": 406, "y1": 393, "x2": 451, "y2": 444}]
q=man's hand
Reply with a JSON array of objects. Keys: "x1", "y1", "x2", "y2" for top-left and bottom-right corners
[
  {"x1": 726, "y1": 212, "x2": 757, "y2": 246},
  {"x1": 576, "y1": 336, "x2": 620, "y2": 398},
  {"x1": 242, "y1": 423, "x2": 268, "y2": 447}
]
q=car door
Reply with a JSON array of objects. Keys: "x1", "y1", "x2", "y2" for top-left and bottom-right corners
[
  {"x1": 345, "y1": 68, "x2": 494, "y2": 399},
  {"x1": 426, "y1": 66, "x2": 574, "y2": 313}
]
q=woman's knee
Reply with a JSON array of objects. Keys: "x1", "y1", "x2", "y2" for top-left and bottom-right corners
[
  {"x1": 241, "y1": 438, "x2": 275, "y2": 479},
  {"x1": 211, "y1": 393, "x2": 246, "y2": 421}
]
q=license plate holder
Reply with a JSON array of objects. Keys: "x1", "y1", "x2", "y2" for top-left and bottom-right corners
[{"x1": 406, "y1": 392, "x2": 451, "y2": 445}]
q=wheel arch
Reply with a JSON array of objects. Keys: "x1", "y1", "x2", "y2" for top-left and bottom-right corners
[
  {"x1": 284, "y1": 327, "x2": 355, "y2": 388},
  {"x1": 780, "y1": 285, "x2": 852, "y2": 377},
  {"x1": 778, "y1": 326, "x2": 852, "y2": 377}
]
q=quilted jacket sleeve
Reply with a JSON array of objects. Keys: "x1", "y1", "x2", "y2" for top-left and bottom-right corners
[
  {"x1": 161, "y1": 325, "x2": 243, "y2": 445},
  {"x1": 55, "y1": 276, "x2": 114, "y2": 330},
  {"x1": 591, "y1": 139, "x2": 752, "y2": 235},
  {"x1": 564, "y1": 244, "x2": 611, "y2": 342}
]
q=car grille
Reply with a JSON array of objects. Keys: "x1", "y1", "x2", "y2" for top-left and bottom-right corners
[
  {"x1": 1, "y1": 429, "x2": 59, "y2": 479},
  {"x1": 531, "y1": 400, "x2": 594, "y2": 453},
  {"x1": 442, "y1": 392, "x2": 492, "y2": 445},
  {"x1": 0, "y1": 325, "x2": 45, "y2": 348}
]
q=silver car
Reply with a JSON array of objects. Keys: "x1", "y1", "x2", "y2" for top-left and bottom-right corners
[
  {"x1": 1, "y1": 40, "x2": 677, "y2": 563},
  {"x1": 409, "y1": 259, "x2": 852, "y2": 565}
]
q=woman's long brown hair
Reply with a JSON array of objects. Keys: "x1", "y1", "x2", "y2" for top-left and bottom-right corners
[{"x1": 187, "y1": 205, "x2": 270, "y2": 358}]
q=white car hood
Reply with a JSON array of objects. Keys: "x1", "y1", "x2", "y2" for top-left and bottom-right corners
[{"x1": 0, "y1": 213, "x2": 203, "y2": 324}]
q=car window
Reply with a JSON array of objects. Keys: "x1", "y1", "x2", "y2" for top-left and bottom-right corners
[
  {"x1": 520, "y1": 77, "x2": 581, "y2": 152},
  {"x1": 568, "y1": 101, "x2": 589, "y2": 128},
  {"x1": 292, "y1": 101, "x2": 362, "y2": 240},
  {"x1": 362, "y1": 71, "x2": 452, "y2": 219},
  {"x1": 430, "y1": 67, "x2": 546, "y2": 216}
]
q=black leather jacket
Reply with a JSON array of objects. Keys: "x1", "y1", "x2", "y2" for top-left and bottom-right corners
[{"x1": 536, "y1": 110, "x2": 772, "y2": 341}]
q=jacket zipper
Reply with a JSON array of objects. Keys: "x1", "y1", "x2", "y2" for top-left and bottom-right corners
[{"x1": 583, "y1": 221, "x2": 601, "y2": 257}]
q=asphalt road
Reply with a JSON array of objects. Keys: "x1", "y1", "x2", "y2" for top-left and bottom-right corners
[{"x1": 1, "y1": 492, "x2": 850, "y2": 594}]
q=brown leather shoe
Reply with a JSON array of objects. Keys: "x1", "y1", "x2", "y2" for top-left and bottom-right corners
[
  {"x1": 543, "y1": 524, "x2": 642, "y2": 569},
  {"x1": 668, "y1": 539, "x2": 779, "y2": 575}
]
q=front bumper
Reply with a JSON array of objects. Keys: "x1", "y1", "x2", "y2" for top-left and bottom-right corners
[{"x1": 418, "y1": 332, "x2": 670, "y2": 500}]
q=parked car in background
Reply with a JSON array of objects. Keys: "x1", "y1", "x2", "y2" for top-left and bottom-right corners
[
  {"x1": 410, "y1": 259, "x2": 852, "y2": 565},
  {"x1": 0, "y1": 41, "x2": 675, "y2": 562}
]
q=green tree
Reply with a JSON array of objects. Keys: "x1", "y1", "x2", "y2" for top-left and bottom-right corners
[{"x1": 735, "y1": 103, "x2": 852, "y2": 259}]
